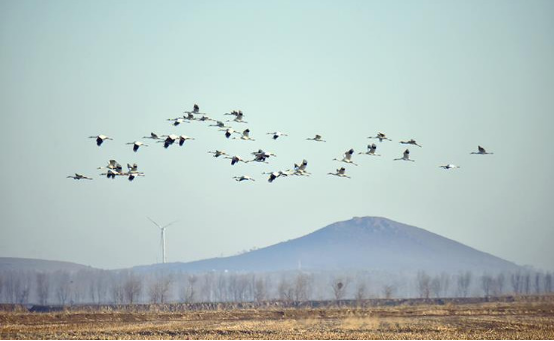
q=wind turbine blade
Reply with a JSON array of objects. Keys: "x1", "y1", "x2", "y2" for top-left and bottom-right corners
[
  {"x1": 147, "y1": 217, "x2": 162, "y2": 229},
  {"x1": 161, "y1": 220, "x2": 178, "y2": 229}
]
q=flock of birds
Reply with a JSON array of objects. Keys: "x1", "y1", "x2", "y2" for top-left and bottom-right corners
[{"x1": 67, "y1": 104, "x2": 494, "y2": 183}]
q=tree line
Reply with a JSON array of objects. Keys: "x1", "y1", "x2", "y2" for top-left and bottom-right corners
[{"x1": 0, "y1": 268, "x2": 552, "y2": 306}]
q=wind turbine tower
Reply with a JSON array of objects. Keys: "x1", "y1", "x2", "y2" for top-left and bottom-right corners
[{"x1": 147, "y1": 217, "x2": 178, "y2": 264}]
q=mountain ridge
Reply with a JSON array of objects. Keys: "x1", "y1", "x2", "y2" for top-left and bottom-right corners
[{"x1": 135, "y1": 216, "x2": 520, "y2": 273}]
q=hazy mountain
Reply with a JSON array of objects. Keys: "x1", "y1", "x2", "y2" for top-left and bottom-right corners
[
  {"x1": 136, "y1": 217, "x2": 520, "y2": 274},
  {"x1": 0, "y1": 257, "x2": 94, "y2": 273}
]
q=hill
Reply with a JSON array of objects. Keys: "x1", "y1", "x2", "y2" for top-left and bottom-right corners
[
  {"x1": 135, "y1": 216, "x2": 520, "y2": 274},
  {"x1": 0, "y1": 257, "x2": 94, "y2": 273}
]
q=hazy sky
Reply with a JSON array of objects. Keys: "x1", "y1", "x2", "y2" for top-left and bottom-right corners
[{"x1": 1, "y1": 0, "x2": 553, "y2": 270}]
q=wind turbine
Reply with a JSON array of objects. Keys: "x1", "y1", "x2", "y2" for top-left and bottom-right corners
[{"x1": 147, "y1": 217, "x2": 178, "y2": 264}]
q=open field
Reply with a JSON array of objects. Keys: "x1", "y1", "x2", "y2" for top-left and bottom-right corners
[{"x1": 1, "y1": 297, "x2": 554, "y2": 339}]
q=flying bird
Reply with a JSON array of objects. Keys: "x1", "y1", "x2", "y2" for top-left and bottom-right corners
[
  {"x1": 126, "y1": 141, "x2": 148, "y2": 152},
  {"x1": 233, "y1": 128, "x2": 255, "y2": 141},
  {"x1": 359, "y1": 143, "x2": 380, "y2": 156},
  {"x1": 226, "y1": 155, "x2": 248, "y2": 165},
  {"x1": 394, "y1": 149, "x2": 415, "y2": 162},
  {"x1": 98, "y1": 160, "x2": 123, "y2": 172},
  {"x1": 267, "y1": 131, "x2": 288, "y2": 140},
  {"x1": 178, "y1": 135, "x2": 195, "y2": 146},
  {"x1": 233, "y1": 175, "x2": 255, "y2": 182},
  {"x1": 158, "y1": 134, "x2": 179, "y2": 148},
  {"x1": 100, "y1": 169, "x2": 121, "y2": 179},
  {"x1": 184, "y1": 103, "x2": 202, "y2": 115},
  {"x1": 440, "y1": 164, "x2": 460, "y2": 169},
  {"x1": 143, "y1": 132, "x2": 161, "y2": 140},
  {"x1": 307, "y1": 134, "x2": 326, "y2": 142},
  {"x1": 167, "y1": 117, "x2": 188, "y2": 126},
  {"x1": 251, "y1": 149, "x2": 276, "y2": 163},
  {"x1": 263, "y1": 171, "x2": 288, "y2": 183},
  {"x1": 471, "y1": 146, "x2": 494, "y2": 155},
  {"x1": 66, "y1": 173, "x2": 93, "y2": 180},
  {"x1": 328, "y1": 167, "x2": 351, "y2": 179},
  {"x1": 368, "y1": 132, "x2": 391, "y2": 142},
  {"x1": 290, "y1": 159, "x2": 310, "y2": 176},
  {"x1": 208, "y1": 150, "x2": 228, "y2": 158},
  {"x1": 333, "y1": 148, "x2": 358, "y2": 166},
  {"x1": 89, "y1": 135, "x2": 113, "y2": 146},
  {"x1": 400, "y1": 139, "x2": 422, "y2": 147}
]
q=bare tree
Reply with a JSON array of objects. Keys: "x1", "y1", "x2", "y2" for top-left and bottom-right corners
[
  {"x1": 511, "y1": 271, "x2": 522, "y2": 294},
  {"x1": 55, "y1": 271, "x2": 72, "y2": 305},
  {"x1": 481, "y1": 274, "x2": 493, "y2": 298},
  {"x1": 430, "y1": 276, "x2": 442, "y2": 298},
  {"x1": 355, "y1": 281, "x2": 367, "y2": 302},
  {"x1": 545, "y1": 272, "x2": 552, "y2": 293},
  {"x1": 110, "y1": 274, "x2": 124, "y2": 304},
  {"x1": 123, "y1": 272, "x2": 142, "y2": 304},
  {"x1": 15, "y1": 272, "x2": 32, "y2": 304},
  {"x1": 331, "y1": 278, "x2": 349, "y2": 301},
  {"x1": 382, "y1": 284, "x2": 395, "y2": 299},
  {"x1": 214, "y1": 273, "x2": 228, "y2": 302},
  {"x1": 202, "y1": 272, "x2": 216, "y2": 302},
  {"x1": 148, "y1": 273, "x2": 173, "y2": 304},
  {"x1": 416, "y1": 271, "x2": 431, "y2": 299},
  {"x1": 0, "y1": 273, "x2": 4, "y2": 303},
  {"x1": 181, "y1": 274, "x2": 198, "y2": 303},
  {"x1": 36, "y1": 272, "x2": 50, "y2": 305},
  {"x1": 91, "y1": 271, "x2": 109, "y2": 304},
  {"x1": 534, "y1": 272, "x2": 542, "y2": 294},
  {"x1": 253, "y1": 276, "x2": 267, "y2": 303},
  {"x1": 294, "y1": 273, "x2": 312, "y2": 301},
  {"x1": 494, "y1": 273, "x2": 505, "y2": 296},
  {"x1": 456, "y1": 271, "x2": 472, "y2": 298},
  {"x1": 277, "y1": 277, "x2": 294, "y2": 302},
  {"x1": 523, "y1": 272, "x2": 531, "y2": 295}
]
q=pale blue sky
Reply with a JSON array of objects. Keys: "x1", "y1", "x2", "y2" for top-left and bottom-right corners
[{"x1": 1, "y1": 0, "x2": 553, "y2": 270}]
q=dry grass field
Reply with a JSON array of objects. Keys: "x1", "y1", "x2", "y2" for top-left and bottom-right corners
[{"x1": 1, "y1": 297, "x2": 554, "y2": 339}]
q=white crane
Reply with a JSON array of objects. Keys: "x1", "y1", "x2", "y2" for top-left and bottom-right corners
[
  {"x1": 208, "y1": 150, "x2": 228, "y2": 158},
  {"x1": 359, "y1": 143, "x2": 380, "y2": 156},
  {"x1": 471, "y1": 146, "x2": 494, "y2": 155},
  {"x1": 333, "y1": 148, "x2": 358, "y2": 166},
  {"x1": 440, "y1": 164, "x2": 460, "y2": 169},
  {"x1": 233, "y1": 128, "x2": 255, "y2": 141},
  {"x1": 400, "y1": 139, "x2": 422, "y2": 147},
  {"x1": 98, "y1": 160, "x2": 123, "y2": 173},
  {"x1": 250, "y1": 149, "x2": 276, "y2": 163},
  {"x1": 267, "y1": 131, "x2": 288, "y2": 140},
  {"x1": 263, "y1": 170, "x2": 288, "y2": 183},
  {"x1": 221, "y1": 128, "x2": 240, "y2": 139},
  {"x1": 158, "y1": 134, "x2": 179, "y2": 148},
  {"x1": 147, "y1": 217, "x2": 178, "y2": 264},
  {"x1": 290, "y1": 159, "x2": 310, "y2": 176},
  {"x1": 167, "y1": 117, "x2": 188, "y2": 126},
  {"x1": 143, "y1": 132, "x2": 161, "y2": 140},
  {"x1": 225, "y1": 155, "x2": 248, "y2": 165},
  {"x1": 100, "y1": 168, "x2": 121, "y2": 179},
  {"x1": 89, "y1": 134, "x2": 113, "y2": 146},
  {"x1": 328, "y1": 167, "x2": 351, "y2": 179},
  {"x1": 184, "y1": 103, "x2": 204, "y2": 115},
  {"x1": 225, "y1": 110, "x2": 247, "y2": 123},
  {"x1": 394, "y1": 149, "x2": 415, "y2": 162},
  {"x1": 209, "y1": 121, "x2": 230, "y2": 129},
  {"x1": 368, "y1": 132, "x2": 391, "y2": 142},
  {"x1": 178, "y1": 135, "x2": 195, "y2": 146},
  {"x1": 66, "y1": 173, "x2": 93, "y2": 180},
  {"x1": 124, "y1": 163, "x2": 145, "y2": 181},
  {"x1": 233, "y1": 175, "x2": 255, "y2": 182},
  {"x1": 126, "y1": 141, "x2": 148, "y2": 152},
  {"x1": 306, "y1": 134, "x2": 326, "y2": 142}
]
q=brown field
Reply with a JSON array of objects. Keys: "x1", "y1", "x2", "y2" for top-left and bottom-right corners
[{"x1": 1, "y1": 297, "x2": 554, "y2": 339}]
